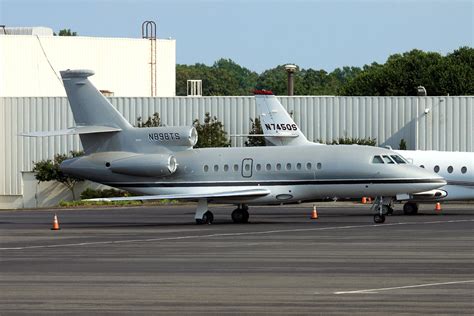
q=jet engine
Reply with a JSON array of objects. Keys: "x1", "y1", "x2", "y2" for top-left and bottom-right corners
[
  {"x1": 109, "y1": 154, "x2": 178, "y2": 177},
  {"x1": 144, "y1": 126, "x2": 198, "y2": 147}
]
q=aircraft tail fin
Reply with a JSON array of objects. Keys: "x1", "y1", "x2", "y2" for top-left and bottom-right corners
[
  {"x1": 60, "y1": 69, "x2": 132, "y2": 130},
  {"x1": 58, "y1": 70, "x2": 133, "y2": 153},
  {"x1": 254, "y1": 91, "x2": 311, "y2": 146}
]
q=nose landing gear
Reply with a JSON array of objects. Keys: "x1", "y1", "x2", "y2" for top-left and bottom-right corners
[{"x1": 371, "y1": 197, "x2": 394, "y2": 224}]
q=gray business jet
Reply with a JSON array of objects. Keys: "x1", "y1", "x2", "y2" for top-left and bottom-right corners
[{"x1": 24, "y1": 70, "x2": 446, "y2": 224}]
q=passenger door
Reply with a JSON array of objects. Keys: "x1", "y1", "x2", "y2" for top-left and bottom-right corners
[{"x1": 241, "y1": 158, "x2": 253, "y2": 178}]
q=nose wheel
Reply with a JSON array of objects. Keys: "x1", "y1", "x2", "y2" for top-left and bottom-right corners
[
  {"x1": 374, "y1": 213, "x2": 385, "y2": 224},
  {"x1": 371, "y1": 197, "x2": 393, "y2": 224}
]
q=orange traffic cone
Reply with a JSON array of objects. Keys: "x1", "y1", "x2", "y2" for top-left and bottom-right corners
[
  {"x1": 435, "y1": 202, "x2": 442, "y2": 213},
  {"x1": 362, "y1": 197, "x2": 367, "y2": 204},
  {"x1": 311, "y1": 205, "x2": 318, "y2": 219},
  {"x1": 51, "y1": 214, "x2": 61, "y2": 230}
]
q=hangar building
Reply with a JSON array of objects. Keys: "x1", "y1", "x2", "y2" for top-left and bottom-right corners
[{"x1": 0, "y1": 26, "x2": 176, "y2": 97}]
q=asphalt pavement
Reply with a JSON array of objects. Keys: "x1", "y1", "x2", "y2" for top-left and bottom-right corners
[{"x1": 1, "y1": 202, "x2": 473, "y2": 315}]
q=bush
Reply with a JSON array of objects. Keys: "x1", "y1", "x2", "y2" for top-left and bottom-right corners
[
  {"x1": 327, "y1": 137, "x2": 377, "y2": 146},
  {"x1": 80, "y1": 188, "x2": 131, "y2": 200}
]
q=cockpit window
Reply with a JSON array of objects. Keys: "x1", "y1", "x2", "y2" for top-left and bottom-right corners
[
  {"x1": 391, "y1": 155, "x2": 407, "y2": 164},
  {"x1": 382, "y1": 155, "x2": 395, "y2": 164},
  {"x1": 372, "y1": 156, "x2": 384, "y2": 164}
]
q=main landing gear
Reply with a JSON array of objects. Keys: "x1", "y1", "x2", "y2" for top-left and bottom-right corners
[
  {"x1": 195, "y1": 199, "x2": 214, "y2": 225},
  {"x1": 231, "y1": 204, "x2": 249, "y2": 224},
  {"x1": 371, "y1": 197, "x2": 394, "y2": 224},
  {"x1": 194, "y1": 201, "x2": 250, "y2": 225},
  {"x1": 403, "y1": 202, "x2": 419, "y2": 215}
]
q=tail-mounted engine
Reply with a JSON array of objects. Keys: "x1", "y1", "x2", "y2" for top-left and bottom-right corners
[{"x1": 109, "y1": 154, "x2": 178, "y2": 177}]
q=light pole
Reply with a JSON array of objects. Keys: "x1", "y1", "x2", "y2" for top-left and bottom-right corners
[{"x1": 285, "y1": 64, "x2": 297, "y2": 96}]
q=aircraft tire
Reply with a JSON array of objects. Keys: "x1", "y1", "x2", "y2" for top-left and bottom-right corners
[
  {"x1": 232, "y1": 209, "x2": 249, "y2": 224},
  {"x1": 374, "y1": 214, "x2": 385, "y2": 224},
  {"x1": 403, "y1": 202, "x2": 418, "y2": 215},
  {"x1": 196, "y1": 211, "x2": 214, "y2": 225}
]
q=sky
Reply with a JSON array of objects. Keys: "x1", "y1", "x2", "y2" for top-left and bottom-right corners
[{"x1": 1, "y1": 0, "x2": 472, "y2": 73}]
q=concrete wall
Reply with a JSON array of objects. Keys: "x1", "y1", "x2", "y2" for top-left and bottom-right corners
[{"x1": 0, "y1": 95, "x2": 472, "y2": 208}]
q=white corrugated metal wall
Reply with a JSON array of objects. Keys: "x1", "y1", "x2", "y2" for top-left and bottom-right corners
[{"x1": 0, "y1": 96, "x2": 473, "y2": 197}]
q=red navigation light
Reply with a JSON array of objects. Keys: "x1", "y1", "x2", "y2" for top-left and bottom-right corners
[{"x1": 253, "y1": 89, "x2": 274, "y2": 95}]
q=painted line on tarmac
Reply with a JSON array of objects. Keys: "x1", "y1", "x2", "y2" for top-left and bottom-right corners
[
  {"x1": 333, "y1": 279, "x2": 474, "y2": 295},
  {"x1": 1, "y1": 218, "x2": 473, "y2": 251}
]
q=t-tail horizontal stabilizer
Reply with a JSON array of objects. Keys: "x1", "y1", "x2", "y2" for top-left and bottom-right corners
[{"x1": 20, "y1": 126, "x2": 122, "y2": 137}]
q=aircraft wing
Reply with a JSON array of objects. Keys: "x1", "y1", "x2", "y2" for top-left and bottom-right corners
[
  {"x1": 20, "y1": 125, "x2": 122, "y2": 137},
  {"x1": 85, "y1": 188, "x2": 271, "y2": 202}
]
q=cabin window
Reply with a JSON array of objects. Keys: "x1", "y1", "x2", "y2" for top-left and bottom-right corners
[
  {"x1": 296, "y1": 163, "x2": 302, "y2": 170},
  {"x1": 266, "y1": 164, "x2": 271, "y2": 171},
  {"x1": 204, "y1": 165, "x2": 209, "y2": 172},
  {"x1": 245, "y1": 164, "x2": 250, "y2": 171},
  {"x1": 434, "y1": 165, "x2": 440, "y2": 173},
  {"x1": 214, "y1": 165, "x2": 219, "y2": 172},
  {"x1": 233, "y1": 164, "x2": 239, "y2": 172},
  {"x1": 306, "y1": 162, "x2": 312, "y2": 170},
  {"x1": 372, "y1": 156, "x2": 384, "y2": 164},
  {"x1": 447, "y1": 166, "x2": 453, "y2": 173},
  {"x1": 391, "y1": 155, "x2": 407, "y2": 164},
  {"x1": 461, "y1": 166, "x2": 467, "y2": 174},
  {"x1": 224, "y1": 164, "x2": 229, "y2": 172},
  {"x1": 256, "y1": 164, "x2": 261, "y2": 171},
  {"x1": 276, "y1": 163, "x2": 282, "y2": 171},
  {"x1": 420, "y1": 165, "x2": 425, "y2": 168},
  {"x1": 382, "y1": 155, "x2": 395, "y2": 164},
  {"x1": 317, "y1": 162, "x2": 322, "y2": 170},
  {"x1": 286, "y1": 163, "x2": 291, "y2": 170}
]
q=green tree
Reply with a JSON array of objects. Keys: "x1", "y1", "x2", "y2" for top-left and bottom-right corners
[
  {"x1": 55, "y1": 29, "x2": 78, "y2": 36},
  {"x1": 340, "y1": 47, "x2": 474, "y2": 95},
  {"x1": 193, "y1": 113, "x2": 231, "y2": 148},
  {"x1": 176, "y1": 59, "x2": 258, "y2": 96},
  {"x1": 33, "y1": 151, "x2": 84, "y2": 200},
  {"x1": 245, "y1": 117, "x2": 266, "y2": 147},
  {"x1": 137, "y1": 112, "x2": 161, "y2": 127}
]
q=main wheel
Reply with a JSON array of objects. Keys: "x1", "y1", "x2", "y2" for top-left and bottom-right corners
[
  {"x1": 403, "y1": 202, "x2": 418, "y2": 215},
  {"x1": 196, "y1": 211, "x2": 214, "y2": 225},
  {"x1": 374, "y1": 214, "x2": 385, "y2": 224},
  {"x1": 232, "y1": 209, "x2": 249, "y2": 223}
]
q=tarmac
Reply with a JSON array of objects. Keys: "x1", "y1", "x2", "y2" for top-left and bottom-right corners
[{"x1": 0, "y1": 202, "x2": 473, "y2": 315}]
